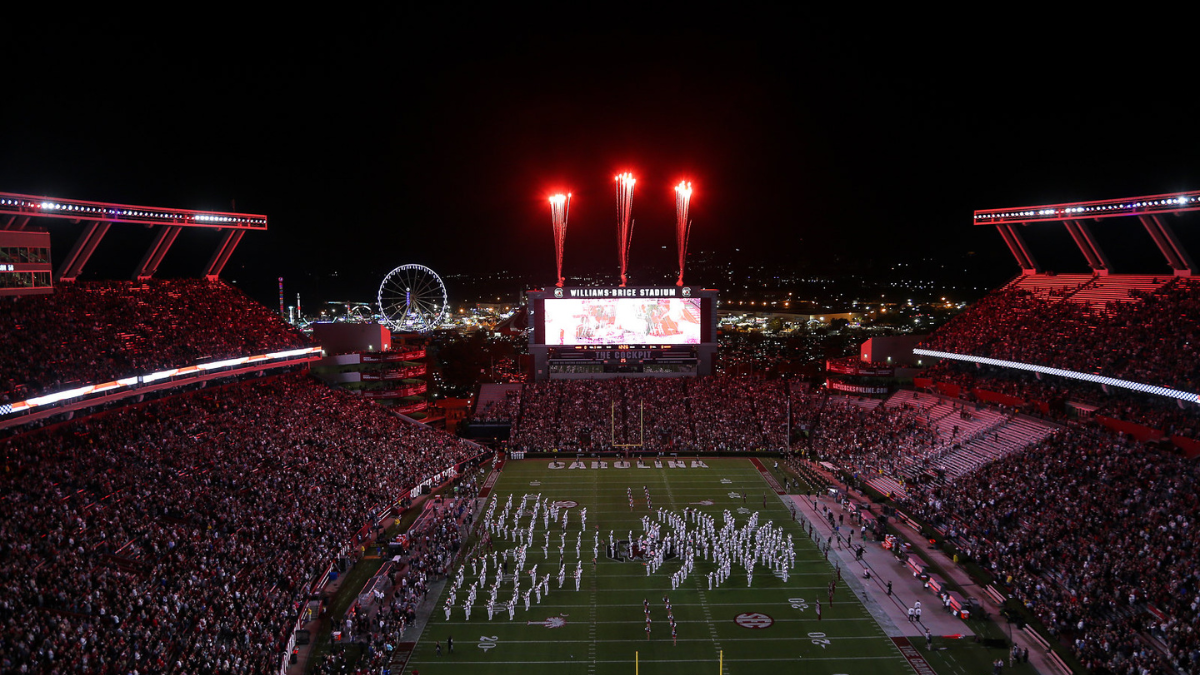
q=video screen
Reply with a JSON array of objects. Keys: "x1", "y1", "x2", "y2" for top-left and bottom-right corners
[{"x1": 544, "y1": 297, "x2": 703, "y2": 345}]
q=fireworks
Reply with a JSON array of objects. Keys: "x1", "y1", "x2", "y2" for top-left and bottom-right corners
[
  {"x1": 549, "y1": 193, "x2": 571, "y2": 288},
  {"x1": 615, "y1": 172, "x2": 637, "y2": 287},
  {"x1": 674, "y1": 181, "x2": 693, "y2": 286}
]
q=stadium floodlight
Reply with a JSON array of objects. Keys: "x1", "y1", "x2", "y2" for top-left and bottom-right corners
[
  {"x1": 0, "y1": 347, "x2": 322, "y2": 419},
  {"x1": 973, "y1": 189, "x2": 1200, "y2": 225},
  {"x1": 0, "y1": 191, "x2": 267, "y2": 228},
  {"x1": 911, "y1": 348, "x2": 1200, "y2": 404}
]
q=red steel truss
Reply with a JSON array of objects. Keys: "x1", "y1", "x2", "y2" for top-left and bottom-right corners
[
  {"x1": 975, "y1": 190, "x2": 1197, "y2": 276},
  {"x1": 0, "y1": 192, "x2": 268, "y2": 282}
]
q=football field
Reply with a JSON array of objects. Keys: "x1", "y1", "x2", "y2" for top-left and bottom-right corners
[{"x1": 405, "y1": 458, "x2": 917, "y2": 675}]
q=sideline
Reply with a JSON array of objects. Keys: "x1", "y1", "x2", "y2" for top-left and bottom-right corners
[{"x1": 793, "y1": 459, "x2": 1057, "y2": 675}]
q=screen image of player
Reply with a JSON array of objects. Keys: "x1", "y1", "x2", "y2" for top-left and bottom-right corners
[{"x1": 543, "y1": 298, "x2": 702, "y2": 345}]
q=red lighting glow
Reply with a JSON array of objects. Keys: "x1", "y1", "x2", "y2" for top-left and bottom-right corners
[
  {"x1": 674, "y1": 181, "x2": 693, "y2": 286},
  {"x1": 549, "y1": 193, "x2": 571, "y2": 288},
  {"x1": 615, "y1": 173, "x2": 636, "y2": 287}
]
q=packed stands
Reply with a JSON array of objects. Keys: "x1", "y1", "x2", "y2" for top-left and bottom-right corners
[
  {"x1": 319, "y1": 491, "x2": 479, "y2": 675},
  {"x1": 0, "y1": 279, "x2": 313, "y2": 405},
  {"x1": 1065, "y1": 274, "x2": 1171, "y2": 313},
  {"x1": 1008, "y1": 273, "x2": 1095, "y2": 299},
  {"x1": 891, "y1": 265, "x2": 1200, "y2": 673},
  {"x1": 507, "y1": 376, "x2": 790, "y2": 453},
  {"x1": 918, "y1": 360, "x2": 1200, "y2": 444},
  {"x1": 901, "y1": 426, "x2": 1200, "y2": 674},
  {"x1": 0, "y1": 373, "x2": 480, "y2": 675},
  {"x1": 921, "y1": 276, "x2": 1200, "y2": 392},
  {"x1": 471, "y1": 383, "x2": 522, "y2": 423}
]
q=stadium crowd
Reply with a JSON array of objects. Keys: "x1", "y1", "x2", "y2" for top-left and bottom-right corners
[
  {"x1": 901, "y1": 425, "x2": 1200, "y2": 674},
  {"x1": 471, "y1": 389, "x2": 521, "y2": 423},
  {"x1": 920, "y1": 361, "x2": 1200, "y2": 440},
  {"x1": 315, "y1": 492, "x2": 477, "y2": 675},
  {"x1": 806, "y1": 397, "x2": 937, "y2": 478},
  {"x1": 921, "y1": 278, "x2": 1200, "y2": 392},
  {"x1": 0, "y1": 373, "x2": 479, "y2": 675},
  {"x1": 509, "y1": 376, "x2": 791, "y2": 453},
  {"x1": 0, "y1": 279, "x2": 312, "y2": 404}
]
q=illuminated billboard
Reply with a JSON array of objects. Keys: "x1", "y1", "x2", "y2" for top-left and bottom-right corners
[{"x1": 544, "y1": 297, "x2": 702, "y2": 345}]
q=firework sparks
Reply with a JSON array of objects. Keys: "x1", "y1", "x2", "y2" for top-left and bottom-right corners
[
  {"x1": 549, "y1": 193, "x2": 571, "y2": 288},
  {"x1": 674, "y1": 181, "x2": 693, "y2": 286},
  {"x1": 615, "y1": 172, "x2": 636, "y2": 287}
]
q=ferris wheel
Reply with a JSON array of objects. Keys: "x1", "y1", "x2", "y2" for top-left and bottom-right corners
[{"x1": 377, "y1": 264, "x2": 448, "y2": 333}]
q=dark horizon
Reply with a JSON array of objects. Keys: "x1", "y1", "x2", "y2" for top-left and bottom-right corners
[{"x1": 5, "y1": 16, "x2": 1199, "y2": 308}]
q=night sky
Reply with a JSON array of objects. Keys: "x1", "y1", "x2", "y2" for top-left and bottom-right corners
[{"x1": 5, "y1": 15, "x2": 1200, "y2": 306}]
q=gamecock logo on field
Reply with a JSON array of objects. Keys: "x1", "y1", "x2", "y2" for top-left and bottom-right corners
[{"x1": 734, "y1": 612, "x2": 774, "y2": 629}]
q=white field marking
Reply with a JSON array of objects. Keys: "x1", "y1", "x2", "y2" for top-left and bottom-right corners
[
  {"x1": 587, "y1": 542, "x2": 598, "y2": 675},
  {"x1": 694, "y1": 579, "x2": 723, "y2": 654}
]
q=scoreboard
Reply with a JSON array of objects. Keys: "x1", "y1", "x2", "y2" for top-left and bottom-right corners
[{"x1": 527, "y1": 287, "x2": 719, "y2": 380}]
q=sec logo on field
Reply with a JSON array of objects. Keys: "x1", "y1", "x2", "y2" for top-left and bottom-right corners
[{"x1": 734, "y1": 612, "x2": 774, "y2": 629}]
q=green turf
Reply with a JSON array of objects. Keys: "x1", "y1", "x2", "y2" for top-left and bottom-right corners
[{"x1": 405, "y1": 457, "x2": 919, "y2": 675}]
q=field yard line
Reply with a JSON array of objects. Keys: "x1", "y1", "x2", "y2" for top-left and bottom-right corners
[
  {"x1": 429, "y1": 459, "x2": 917, "y2": 675},
  {"x1": 661, "y1": 466, "x2": 680, "y2": 508},
  {"x1": 587, "y1": 464, "x2": 598, "y2": 675},
  {"x1": 693, "y1": 578, "x2": 724, "y2": 663}
]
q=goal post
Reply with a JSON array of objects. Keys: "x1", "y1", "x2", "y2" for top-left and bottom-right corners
[{"x1": 611, "y1": 401, "x2": 645, "y2": 448}]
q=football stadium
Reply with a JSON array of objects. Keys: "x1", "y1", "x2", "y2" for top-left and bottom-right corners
[
  {"x1": 2, "y1": 181, "x2": 1199, "y2": 675},
  {"x1": 4, "y1": 22, "x2": 1200, "y2": 675}
]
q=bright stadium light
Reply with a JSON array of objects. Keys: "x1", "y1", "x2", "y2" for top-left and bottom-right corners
[{"x1": 912, "y1": 348, "x2": 1200, "y2": 404}]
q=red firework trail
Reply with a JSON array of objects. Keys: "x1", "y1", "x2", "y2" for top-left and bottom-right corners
[
  {"x1": 549, "y1": 193, "x2": 571, "y2": 288},
  {"x1": 674, "y1": 181, "x2": 693, "y2": 286},
  {"x1": 615, "y1": 172, "x2": 636, "y2": 287}
]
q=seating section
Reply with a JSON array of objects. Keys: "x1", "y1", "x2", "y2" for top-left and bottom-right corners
[
  {"x1": 834, "y1": 395, "x2": 882, "y2": 411},
  {"x1": 902, "y1": 426, "x2": 1200, "y2": 674},
  {"x1": 1009, "y1": 273, "x2": 1094, "y2": 298},
  {"x1": 0, "y1": 373, "x2": 479, "y2": 675},
  {"x1": 473, "y1": 383, "x2": 522, "y2": 422},
  {"x1": 510, "y1": 377, "x2": 789, "y2": 453},
  {"x1": 0, "y1": 279, "x2": 313, "y2": 404},
  {"x1": 922, "y1": 276, "x2": 1200, "y2": 391},
  {"x1": 822, "y1": 390, "x2": 1056, "y2": 484},
  {"x1": 1066, "y1": 274, "x2": 1171, "y2": 312},
  {"x1": 934, "y1": 415, "x2": 1055, "y2": 480}
]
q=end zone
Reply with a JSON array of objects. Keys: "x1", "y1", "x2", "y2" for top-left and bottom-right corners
[
  {"x1": 479, "y1": 456, "x2": 504, "y2": 498},
  {"x1": 750, "y1": 457, "x2": 786, "y2": 495}
]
